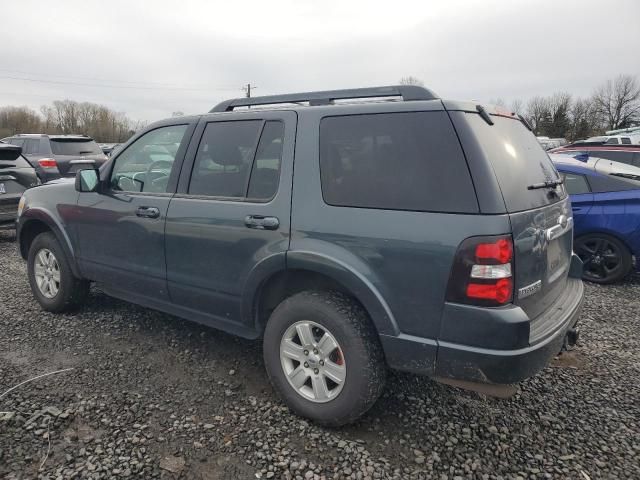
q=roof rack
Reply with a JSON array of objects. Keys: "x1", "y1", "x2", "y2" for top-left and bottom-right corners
[{"x1": 210, "y1": 85, "x2": 439, "y2": 112}]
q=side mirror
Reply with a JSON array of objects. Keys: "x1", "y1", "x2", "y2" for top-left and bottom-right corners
[{"x1": 75, "y1": 168, "x2": 101, "y2": 193}]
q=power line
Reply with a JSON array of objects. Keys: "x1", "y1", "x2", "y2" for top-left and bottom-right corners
[
  {"x1": 0, "y1": 68, "x2": 216, "y2": 88},
  {"x1": 0, "y1": 74, "x2": 240, "y2": 91}
]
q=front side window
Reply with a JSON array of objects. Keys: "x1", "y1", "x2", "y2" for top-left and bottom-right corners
[
  {"x1": 605, "y1": 138, "x2": 619, "y2": 144},
  {"x1": 319, "y1": 112, "x2": 478, "y2": 213},
  {"x1": 189, "y1": 120, "x2": 284, "y2": 201},
  {"x1": 562, "y1": 173, "x2": 590, "y2": 195},
  {"x1": 110, "y1": 124, "x2": 188, "y2": 193}
]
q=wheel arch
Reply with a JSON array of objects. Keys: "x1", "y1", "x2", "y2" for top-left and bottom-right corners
[
  {"x1": 247, "y1": 252, "x2": 399, "y2": 338},
  {"x1": 18, "y1": 210, "x2": 81, "y2": 278}
]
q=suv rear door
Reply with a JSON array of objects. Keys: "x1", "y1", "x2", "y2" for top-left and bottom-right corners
[
  {"x1": 450, "y1": 110, "x2": 573, "y2": 329},
  {"x1": 165, "y1": 111, "x2": 295, "y2": 333}
]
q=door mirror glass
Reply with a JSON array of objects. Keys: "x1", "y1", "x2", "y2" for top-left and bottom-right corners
[{"x1": 76, "y1": 168, "x2": 100, "y2": 192}]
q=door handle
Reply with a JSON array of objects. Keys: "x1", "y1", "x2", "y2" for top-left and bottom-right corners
[
  {"x1": 244, "y1": 215, "x2": 279, "y2": 230},
  {"x1": 136, "y1": 206, "x2": 160, "y2": 219}
]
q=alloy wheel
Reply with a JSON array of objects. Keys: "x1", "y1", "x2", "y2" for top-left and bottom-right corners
[
  {"x1": 34, "y1": 248, "x2": 61, "y2": 299},
  {"x1": 575, "y1": 236, "x2": 622, "y2": 282},
  {"x1": 279, "y1": 320, "x2": 346, "y2": 403}
]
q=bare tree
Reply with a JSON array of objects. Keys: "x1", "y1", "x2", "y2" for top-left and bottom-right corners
[
  {"x1": 0, "y1": 106, "x2": 43, "y2": 138},
  {"x1": 568, "y1": 97, "x2": 600, "y2": 141},
  {"x1": 510, "y1": 99, "x2": 524, "y2": 115},
  {"x1": 592, "y1": 74, "x2": 640, "y2": 130},
  {"x1": 541, "y1": 92, "x2": 572, "y2": 138},
  {"x1": 525, "y1": 96, "x2": 550, "y2": 135},
  {"x1": 398, "y1": 76, "x2": 424, "y2": 87}
]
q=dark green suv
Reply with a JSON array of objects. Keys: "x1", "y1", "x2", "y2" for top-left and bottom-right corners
[{"x1": 16, "y1": 86, "x2": 584, "y2": 426}]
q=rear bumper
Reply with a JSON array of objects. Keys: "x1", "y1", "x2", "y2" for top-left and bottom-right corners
[{"x1": 381, "y1": 276, "x2": 584, "y2": 385}]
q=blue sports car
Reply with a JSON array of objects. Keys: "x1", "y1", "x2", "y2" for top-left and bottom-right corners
[{"x1": 551, "y1": 153, "x2": 640, "y2": 283}]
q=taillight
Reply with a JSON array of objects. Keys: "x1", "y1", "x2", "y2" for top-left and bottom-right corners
[
  {"x1": 38, "y1": 158, "x2": 57, "y2": 168},
  {"x1": 446, "y1": 235, "x2": 514, "y2": 307}
]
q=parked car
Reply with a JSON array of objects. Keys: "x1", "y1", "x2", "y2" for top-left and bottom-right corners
[
  {"x1": 550, "y1": 144, "x2": 640, "y2": 167},
  {"x1": 0, "y1": 134, "x2": 108, "y2": 182},
  {"x1": 0, "y1": 143, "x2": 39, "y2": 230},
  {"x1": 16, "y1": 86, "x2": 584, "y2": 425},
  {"x1": 551, "y1": 154, "x2": 640, "y2": 283},
  {"x1": 585, "y1": 134, "x2": 640, "y2": 145}
]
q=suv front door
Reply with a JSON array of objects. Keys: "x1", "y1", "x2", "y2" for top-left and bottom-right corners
[
  {"x1": 165, "y1": 111, "x2": 295, "y2": 334},
  {"x1": 74, "y1": 122, "x2": 195, "y2": 300}
]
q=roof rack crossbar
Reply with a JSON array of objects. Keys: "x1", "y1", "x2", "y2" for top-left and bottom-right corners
[{"x1": 210, "y1": 85, "x2": 439, "y2": 112}]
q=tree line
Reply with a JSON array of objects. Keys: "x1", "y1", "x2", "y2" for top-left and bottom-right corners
[
  {"x1": 0, "y1": 100, "x2": 146, "y2": 143},
  {"x1": 401, "y1": 74, "x2": 640, "y2": 141}
]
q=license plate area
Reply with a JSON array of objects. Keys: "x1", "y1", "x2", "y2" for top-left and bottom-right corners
[{"x1": 547, "y1": 238, "x2": 568, "y2": 283}]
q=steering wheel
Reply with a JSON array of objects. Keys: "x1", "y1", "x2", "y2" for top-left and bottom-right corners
[{"x1": 144, "y1": 159, "x2": 173, "y2": 191}]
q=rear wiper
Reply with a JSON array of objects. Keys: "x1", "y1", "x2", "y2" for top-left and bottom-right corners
[
  {"x1": 527, "y1": 179, "x2": 564, "y2": 190},
  {"x1": 78, "y1": 150, "x2": 94, "y2": 154}
]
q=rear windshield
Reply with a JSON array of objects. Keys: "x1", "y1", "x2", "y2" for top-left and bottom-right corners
[
  {"x1": 464, "y1": 114, "x2": 566, "y2": 212},
  {"x1": 50, "y1": 139, "x2": 102, "y2": 156}
]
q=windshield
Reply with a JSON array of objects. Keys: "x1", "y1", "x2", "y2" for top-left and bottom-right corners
[
  {"x1": 50, "y1": 139, "x2": 102, "y2": 156},
  {"x1": 464, "y1": 114, "x2": 566, "y2": 212}
]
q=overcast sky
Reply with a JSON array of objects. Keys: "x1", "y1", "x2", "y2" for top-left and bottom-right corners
[{"x1": 1, "y1": 0, "x2": 639, "y2": 122}]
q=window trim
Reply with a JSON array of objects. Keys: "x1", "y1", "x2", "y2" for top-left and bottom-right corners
[
  {"x1": 184, "y1": 119, "x2": 284, "y2": 203},
  {"x1": 105, "y1": 123, "x2": 192, "y2": 195}
]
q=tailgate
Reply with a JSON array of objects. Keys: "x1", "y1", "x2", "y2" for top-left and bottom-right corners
[{"x1": 510, "y1": 197, "x2": 573, "y2": 320}]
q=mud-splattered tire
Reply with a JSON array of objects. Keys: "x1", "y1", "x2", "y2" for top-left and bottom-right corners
[
  {"x1": 263, "y1": 290, "x2": 386, "y2": 426},
  {"x1": 27, "y1": 232, "x2": 89, "y2": 312}
]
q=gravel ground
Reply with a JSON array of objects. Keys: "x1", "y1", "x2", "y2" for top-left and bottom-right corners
[{"x1": 1, "y1": 229, "x2": 639, "y2": 480}]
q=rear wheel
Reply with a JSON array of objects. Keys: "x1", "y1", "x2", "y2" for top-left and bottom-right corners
[
  {"x1": 574, "y1": 233, "x2": 632, "y2": 284},
  {"x1": 27, "y1": 232, "x2": 89, "y2": 312},
  {"x1": 263, "y1": 291, "x2": 386, "y2": 426}
]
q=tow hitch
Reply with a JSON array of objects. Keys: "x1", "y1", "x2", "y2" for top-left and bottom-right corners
[{"x1": 562, "y1": 327, "x2": 580, "y2": 351}]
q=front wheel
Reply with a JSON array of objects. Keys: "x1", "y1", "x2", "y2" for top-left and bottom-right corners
[
  {"x1": 27, "y1": 232, "x2": 89, "y2": 312},
  {"x1": 574, "y1": 233, "x2": 632, "y2": 284},
  {"x1": 263, "y1": 291, "x2": 386, "y2": 426}
]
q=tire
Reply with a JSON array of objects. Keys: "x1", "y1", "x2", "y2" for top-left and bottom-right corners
[
  {"x1": 263, "y1": 290, "x2": 386, "y2": 427},
  {"x1": 574, "y1": 233, "x2": 633, "y2": 284},
  {"x1": 27, "y1": 232, "x2": 89, "y2": 312}
]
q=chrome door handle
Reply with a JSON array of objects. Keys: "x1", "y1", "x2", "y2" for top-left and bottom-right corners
[
  {"x1": 244, "y1": 215, "x2": 279, "y2": 230},
  {"x1": 136, "y1": 206, "x2": 160, "y2": 219}
]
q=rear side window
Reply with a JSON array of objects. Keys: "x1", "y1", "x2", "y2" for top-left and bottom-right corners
[
  {"x1": 50, "y1": 139, "x2": 102, "y2": 155},
  {"x1": 562, "y1": 173, "x2": 590, "y2": 194},
  {"x1": 461, "y1": 114, "x2": 565, "y2": 212},
  {"x1": 23, "y1": 139, "x2": 41, "y2": 155},
  {"x1": 319, "y1": 112, "x2": 478, "y2": 213},
  {"x1": 189, "y1": 120, "x2": 284, "y2": 201},
  {"x1": 621, "y1": 138, "x2": 631, "y2": 145}
]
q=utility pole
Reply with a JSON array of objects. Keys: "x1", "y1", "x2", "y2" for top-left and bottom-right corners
[{"x1": 244, "y1": 83, "x2": 255, "y2": 98}]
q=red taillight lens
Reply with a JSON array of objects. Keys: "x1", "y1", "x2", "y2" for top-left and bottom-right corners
[
  {"x1": 475, "y1": 238, "x2": 513, "y2": 264},
  {"x1": 466, "y1": 278, "x2": 513, "y2": 304},
  {"x1": 446, "y1": 235, "x2": 515, "y2": 307},
  {"x1": 38, "y1": 158, "x2": 57, "y2": 168}
]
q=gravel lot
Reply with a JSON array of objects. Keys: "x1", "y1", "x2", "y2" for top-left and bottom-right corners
[{"x1": 1, "y1": 229, "x2": 639, "y2": 480}]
